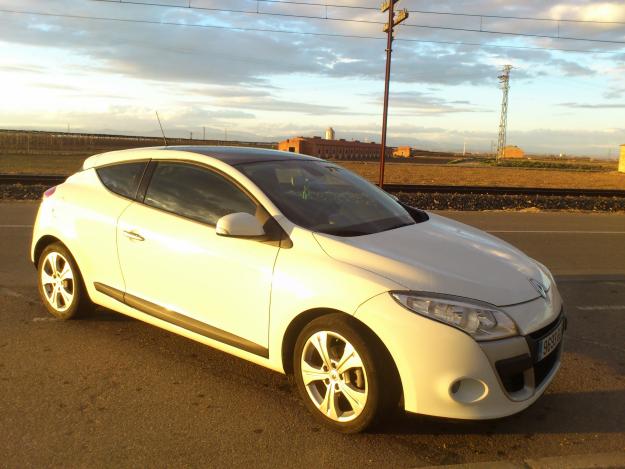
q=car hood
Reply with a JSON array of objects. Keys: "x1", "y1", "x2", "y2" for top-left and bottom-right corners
[{"x1": 313, "y1": 213, "x2": 543, "y2": 307}]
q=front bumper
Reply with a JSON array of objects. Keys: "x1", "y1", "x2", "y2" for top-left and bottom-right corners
[{"x1": 354, "y1": 292, "x2": 564, "y2": 420}]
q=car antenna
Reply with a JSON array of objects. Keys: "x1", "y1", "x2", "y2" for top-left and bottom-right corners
[{"x1": 155, "y1": 111, "x2": 168, "y2": 146}]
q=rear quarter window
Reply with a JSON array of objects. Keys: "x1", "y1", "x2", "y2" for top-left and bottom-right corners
[{"x1": 96, "y1": 162, "x2": 147, "y2": 199}]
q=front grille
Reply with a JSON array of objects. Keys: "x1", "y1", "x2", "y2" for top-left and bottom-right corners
[
  {"x1": 529, "y1": 310, "x2": 564, "y2": 340},
  {"x1": 494, "y1": 309, "x2": 565, "y2": 396}
]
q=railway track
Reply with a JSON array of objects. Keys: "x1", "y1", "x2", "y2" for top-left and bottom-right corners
[
  {"x1": 1, "y1": 174, "x2": 624, "y2": 198},
  {"x1": 0, "y1": 174, "x2": 67, "y2": 185}
]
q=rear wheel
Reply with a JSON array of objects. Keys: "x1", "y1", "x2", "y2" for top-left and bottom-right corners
[
  {"x1": 37, "y1": 243, "x2": 93, "y2": 319},
  {"x1": 293, "y1": 314, "x2": 400, "y2": 433}
]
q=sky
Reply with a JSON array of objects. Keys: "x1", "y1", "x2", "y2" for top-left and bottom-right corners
[{"x1": 0, "y1": 0, "x2": 624, "y2": 157}]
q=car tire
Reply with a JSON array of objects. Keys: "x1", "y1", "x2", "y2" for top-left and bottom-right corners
[
  {"x1": 293, "y1": 314, "x2": 400, "y2": 433},
  {"x1": 37, "y1": 242, "x2": 94, "y2": 320}
]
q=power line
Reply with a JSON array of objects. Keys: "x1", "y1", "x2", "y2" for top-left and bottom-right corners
[
  {"x1": 126, "y1": 0, "x2": 625, "y2": 26},
  {"x1": 90, "y1": 0, "x2": 625, "y2": 45},
  {"x1": 400, "y1": 7, "x2": 625, "y2": 26},
  {"x1": 0, "y1": 8, "x2": 380, "y2": 40},
  {"x1": 1, "y1": 8, "x2": 623, "y2": 55}
]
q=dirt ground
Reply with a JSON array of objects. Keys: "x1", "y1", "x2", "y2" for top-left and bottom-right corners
[
  {"x1": 0, "y1": 154, "x2": 87, "y2": 175},
  {"x1": 339, "y1": 162, "x2": 625, "y2": 190},
  {"x1": 1, "y1": 154, "x2": 624, "y2": 190}
]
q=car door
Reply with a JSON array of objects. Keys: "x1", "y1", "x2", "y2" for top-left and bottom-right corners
[
  {"x1": 116, "y1": 161, "x2": 279, "y2": 354},
  {"x1": 86, "y1": 160, "x2": 149, "y2": 292}
]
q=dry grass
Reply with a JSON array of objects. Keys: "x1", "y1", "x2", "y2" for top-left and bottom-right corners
[
  {"x1": 0, "y1": 154, "x2": 87, "y2": 175},
  {"x1": 339, "y1": 162, "x2": 625, "y2": 190},
  {"x1": 1, "y1": 153, "x2": 624, "y2": 190}
]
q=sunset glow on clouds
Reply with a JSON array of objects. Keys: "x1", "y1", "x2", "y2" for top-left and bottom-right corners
[{"x1": 0, "y1": 0, "x2": 624, "y2": 156}]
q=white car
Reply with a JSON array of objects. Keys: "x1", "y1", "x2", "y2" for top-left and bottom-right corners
[{"x1": 31, "y1": 146, "x2": 565, "y2": 433}]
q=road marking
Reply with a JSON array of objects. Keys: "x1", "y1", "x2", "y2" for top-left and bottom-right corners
[
  {"x1": 576, "y1": 305, "x2": 625, "y2": 311},
  {"x1": 567, "y1": 335, "x2": 625, "y2": 353},
  {"x1": 488, "y1": 230, "x2": 625, "y2": 234},
  {"x1": 32, "y1": 317, "x2": 58, "y2": 322},
  {"x1": 0, "y1": 224, "x2": 33, "y2": 228}
]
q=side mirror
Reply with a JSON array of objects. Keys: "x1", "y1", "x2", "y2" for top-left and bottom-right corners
[{"x1": 216, "y1": 212, "x2": 265, "y2": 238}]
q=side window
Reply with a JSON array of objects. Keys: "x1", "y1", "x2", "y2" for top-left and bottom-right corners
[
  {"x1": 96, "y1": 162, "x2": 147, "y2": 199},
  {"x1": 143, "y1": 162, "x2": 257, "y2": 225}
]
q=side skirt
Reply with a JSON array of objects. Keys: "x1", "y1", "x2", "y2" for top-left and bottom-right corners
[{"x1": 94, "y1": 282, "x2": 269, "y2": 358}]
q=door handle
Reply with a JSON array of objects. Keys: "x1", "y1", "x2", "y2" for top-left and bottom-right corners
[{"x1": 123, "y1": 230, "x2": 145, "y2": 242}]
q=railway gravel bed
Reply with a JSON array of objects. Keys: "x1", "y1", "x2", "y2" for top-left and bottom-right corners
[
  {"x1": 3, "y1": 183, "x2": 625, "y2": 212},
  {"x1": 395, "y1": 191, "x2": 625, "y2": 212}
]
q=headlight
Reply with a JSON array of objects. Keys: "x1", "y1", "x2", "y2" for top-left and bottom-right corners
[{"x1": 390, "y1": 292, "x2": 518, "y2": 341}]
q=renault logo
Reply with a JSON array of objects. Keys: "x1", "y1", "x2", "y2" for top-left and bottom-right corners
[{"x1": 529, "y1": 278, "x2": 548, "y2": 300}]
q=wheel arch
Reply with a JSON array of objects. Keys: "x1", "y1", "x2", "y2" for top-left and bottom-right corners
[
  {"x1": 33, "y1": 235, "x2": 64, "y2": 266},
  {"x1": 281, "y1": 308, "x2": 403, "y2": 399}
]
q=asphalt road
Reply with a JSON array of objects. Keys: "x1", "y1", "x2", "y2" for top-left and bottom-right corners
[{"x1": 1, "y1": 202, "x2": 625, "y2": 468}]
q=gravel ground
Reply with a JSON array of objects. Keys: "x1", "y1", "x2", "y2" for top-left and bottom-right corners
[
  {"x1": 395, "y1": 191, "x2": 625, "y2": 212},
  {"x1": 1, "y1": 184, "x2": 48, "y2": 201},
  {"x1": 2, "y1": 183, "x2": 625, "y2": 212}
]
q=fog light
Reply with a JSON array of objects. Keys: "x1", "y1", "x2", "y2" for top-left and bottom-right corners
[{"x1": 449, "y1": 378, "x2": 488, "y2": 404}]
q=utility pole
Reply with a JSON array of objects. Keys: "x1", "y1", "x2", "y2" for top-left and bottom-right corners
[
  {"x1": 203, "y1": 126, "x2": 206, "y2": 140},
  {"x1": 463, "y1": 138, "x2": 467, "y2": 156},
  {"x1": 190, "y1": 131, "x2": 193, "y2": 141},
  {"x1": 496, "y1": 65, "x2": 512, "y2": 164},
  {"x1": 378, "y1": 0, "x2": 409, "y2": 189}
]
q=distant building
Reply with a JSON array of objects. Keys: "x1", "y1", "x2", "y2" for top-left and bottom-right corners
[
  {"x1": 278, "y1": 136, "x2": 392, "y2": 161},
  {"x1": 324, "y1": 127, "x2": 335, "y2": 140},
  {"x1": 502, "y1": 145, "x2": 525, "y2": 158},
  {"x1": 393, "y1": 146, "x2": 412, "y2": 158},
  {"x1": 619, "y1": 144, "x2": 625, "y2": 173}
]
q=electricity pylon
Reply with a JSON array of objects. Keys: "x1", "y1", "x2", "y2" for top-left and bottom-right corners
[{"x1": 496, "y1": 65, "x2": 512, "y2": 163}]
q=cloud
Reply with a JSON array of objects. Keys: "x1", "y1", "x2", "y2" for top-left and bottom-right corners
[
  {"x1": 603, "y1": 86, "x2": 625, "y2": 99},
  {"x1": 0, "y1": 0, "x2": 529, "y2": 87},
  {"x1": 32, "y1": 82, "x2": 80, "y2": 91},
  {"x1": 0, "y1": 64, "x2": 46, "y2": 74},
  {"x1": 367, "y1": 90, "x2": 486, "y2": 116},
  {"x1": 550, "y1": 59, "x2": 597, "y2": 77},
  {"x1": 1, "y1": 0, "x2": 624, "y2": 156},
  {"x1": 211, "y1": 96, "x2": 361, "y2": 115},
  {"x1": 559, "y1": 102, "x2": 625, "y2": 108}
]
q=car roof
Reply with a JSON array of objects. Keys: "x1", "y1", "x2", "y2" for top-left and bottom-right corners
[
  {"x1": 167, "y1": 146, "x2": 320, "y2": 165},
  {"x1": 82, "y1": 145, "x2": 320, "y2": 170}
]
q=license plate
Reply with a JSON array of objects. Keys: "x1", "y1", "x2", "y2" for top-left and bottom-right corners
[{"x1": 537, "y1": 320, "x2": 564, "y2": 361}]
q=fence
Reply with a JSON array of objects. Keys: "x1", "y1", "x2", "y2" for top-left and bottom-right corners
[{"x1": 0, "y1": 129, "x2": 277, "y2": 155}]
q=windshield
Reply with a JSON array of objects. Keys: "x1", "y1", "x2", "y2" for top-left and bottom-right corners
[{"x1": 238, "y1": 160, "x2": 416, "y2": 236}]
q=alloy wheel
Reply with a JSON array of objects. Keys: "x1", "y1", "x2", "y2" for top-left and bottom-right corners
[
  {"x1": 40, "y1": 251, "x2": 75, "y2": 312},
  {"x1": 300, "y1": 331, "x2": 368, "y2": 422}
]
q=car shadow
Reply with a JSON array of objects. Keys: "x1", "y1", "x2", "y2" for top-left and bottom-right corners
[
  {"x1": 75, "y1": 305, "x2": 134, "y2": 322},
  {"x1": 64, "y1": 278, "x2": 625, "y2": 439},
  {"x1": 375, "y1": 389, "x2": 625, "y2": 436}
]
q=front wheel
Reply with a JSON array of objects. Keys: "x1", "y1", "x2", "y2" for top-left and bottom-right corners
[
  {"x1": 293, "y1": 314, "x2": 400, "y2": 433},
  {"x1": 37, "y1": 242, "x2": 93, "y2": 320}
]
